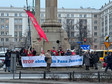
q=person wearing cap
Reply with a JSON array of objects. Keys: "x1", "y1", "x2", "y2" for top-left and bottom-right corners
[
  {"x1": 51, "y1": 47, "x2": 58, "y2": 56},
  {"x1": 57, "y1": 47, "x2": 65, "y2": 56},
  {"x1": 65, "y1": 49, "x2": 72, "y2": 56}
]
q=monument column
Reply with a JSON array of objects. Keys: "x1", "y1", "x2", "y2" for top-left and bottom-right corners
[
  {"x1": 41, "y1": 0, "x2": 70, "y2": 52},
  {"x1": 31, "y1": 0, "x2": 42, "y2": 54}
]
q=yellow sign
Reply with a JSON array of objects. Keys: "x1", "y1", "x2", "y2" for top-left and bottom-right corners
[
  {"x1": 105, "y1": 35, "x2": 110, "y2": 40},
  {"x1": 104, "y1": 42, "x2": 111, "y2": 48}
]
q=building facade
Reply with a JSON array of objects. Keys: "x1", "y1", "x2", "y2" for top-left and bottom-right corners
[
  {"x1": 100, "y1": 1, "x2": 112, "y2": 49},
  {"x1": 0, "y1": 6, "x2": 28, "y2": 50},
  {"x1": 0, "y1": 1, "x2": 112, "y2": 50}
]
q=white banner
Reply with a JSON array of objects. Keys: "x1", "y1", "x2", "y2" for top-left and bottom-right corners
[{"x1": 21, "y1": 55, "x2": 83, "y2": 67}]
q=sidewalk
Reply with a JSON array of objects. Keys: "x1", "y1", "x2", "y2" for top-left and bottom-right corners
[{"x1": 0, "y1": 79, "x2": 111, "y2": 84}]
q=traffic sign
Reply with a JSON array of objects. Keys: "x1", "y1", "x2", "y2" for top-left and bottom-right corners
[
  {"x1": 105, "y1": 35, "x2": 110, "y2": 41},
  {"x1": 80, "y1": 45, "x2": 90, "y2": 50},
  {"x1": 104, "y1": 42, "x2": 111, "y2": 48},
  {"x1": 77, "y1": 41, "x2": 81, "y2": 44}
]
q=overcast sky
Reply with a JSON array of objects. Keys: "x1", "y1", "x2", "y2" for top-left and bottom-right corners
[{"x1": 0, "y1": 0, "x2": 111, "y2": 9}]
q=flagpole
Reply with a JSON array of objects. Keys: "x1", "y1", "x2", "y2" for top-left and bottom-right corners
[{"x1": 26, "y1": 0, "x2": 31, "y2": 47}]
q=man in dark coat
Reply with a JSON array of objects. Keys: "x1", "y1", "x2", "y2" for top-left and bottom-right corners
[
  {"x1": 93, "y1": 52, "x2": 99, "y2": 70},
  {"x1": 4, "y1": 50, "x2": 11, "y2": 72},
  {"x1": 105, "y1": 52, "x2": 112, "y2": 72}
]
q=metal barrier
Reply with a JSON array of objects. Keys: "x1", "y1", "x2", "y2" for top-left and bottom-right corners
[{"x1": 18, "y1": 71, "x2": 112, "y2": 82}]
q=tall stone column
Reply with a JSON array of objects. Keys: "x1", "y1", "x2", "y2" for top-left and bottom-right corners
[
  {"x1": 41, "y1": 0, "x2": 70, "y2": 52},
  {"x1": 31, "y1": 0, "x2": 42, "y2": 54},
  {"x1": 46, "y1": 0, "x2": 57, "y2": 22}
]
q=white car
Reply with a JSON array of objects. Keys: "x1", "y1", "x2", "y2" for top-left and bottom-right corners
[{"x1": 0, "y1": 51, "x2": 6, "y2": 68}]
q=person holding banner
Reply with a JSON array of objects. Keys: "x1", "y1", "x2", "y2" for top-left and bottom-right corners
[{"x1": 45, "y1": 50, "x2": 52, "y2": 72}]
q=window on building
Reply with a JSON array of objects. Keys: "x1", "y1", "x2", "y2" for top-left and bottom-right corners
[
  {"x1": 84, "y1": 14, "x2": 87, "y2": 18},
  {"x1": 19, "y1": 19, "x2": 22, "y2": 23},
  {"x1": 67, "y1": 14, "x2": 70, "y2": 17},
  {"x1": 6, "y1": 32, "x2": 9, "y2": 35},
  {"x1": 94, "y1": 26, "x2": 97, "y2": 30},
  {"x1": 14, "y1": 32, "x2": 17, "y2": 37},
  {"x1": 102, "y1": 28, "x2": 104, "y2": 32},
  {"x1": 19, "y1": 31, "x2": 22, "y2": 37},
  {"x1": 105, "y1": 27, "x2": 107, "y2": 31},
  {"x1": 1, "y1": 25, "x2": 4, "y2": 29},
  {"x1": 79, "y1": 14, "x2": 82, "y2": 17},
  {"x1": 1, "y1": 19, "x2": 4, "y2": 23},
  {"x1": 1, "y1": 13, "x2": 4, "y2": 16},
  {"x1": 6, "y1": 13, "x2": 9, "y2": 16},
  {"x1": 14, "y1": 38, "x2": 17, "y2": 42},
  {"x1": 94, "y1": 20, "x2": 97, "y2": 24},
  {"x1": 58, "y1": 14, "x2": 61, "y2": 17},
  {"x1": 19, "y1": 25, "x2": 22, "y2": 29},
  {"x1": 41, "y1": 19, "x2": 45, "y2": 23},
  {"x1": 40, "y1": 13, "x2": 44, "y2": 17},
  {"x1": 71, "y1": 32, "x2": 74, "y2": 37},
  {"x1": 66, "y1": 19, "x2": 74, "y2": 24},
  {"x1": 14, "y1": 19, "x2": 18, "y2": 23},
  {"x1": 94, "y1": 32, "x2": 97, "y2": 36},
  {"x1": 58, "y1": 19, "x2": 61, "y2": 23},
  {"x1": 15, "y1": 13, "x2": 17, "y2": 17},
  {"x1": 6, "y1": 38, "x2": 9, "y2": 42},
  {"x1": 6, "y1": 25, "x2": 9, "y2": 29},
  {"x1": 71, "y1": 25, "x2": 74, "y2": 30},
  {"x1": 94, "y1": 14, "x2": 97, "y2": 18},
  {"x1": 19, "y1": 13, "x2": 22, "y2": 17},
  {"x1": 14, "y1": 25, "x2": 18, "y2": 29},
  {"x1": 71, "y1": 14, "x2": 74, "y2": 17},
  {"x1": 5, "y1": 19, "x2": 9, "y2": 23},
  {"x1": 1, "y1": 38, "x2": 4, "y2": 42},
  {"x1": 1, "y1": 32, "x2": 4, "y2": 35},
  {"x1": 94, "y1": 38, "x2": 97, "y2": 43}
]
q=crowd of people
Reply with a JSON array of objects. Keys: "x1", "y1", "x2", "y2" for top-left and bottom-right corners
[{"x1": 3, "y1": 46, "x2": 112, "y2": 72}]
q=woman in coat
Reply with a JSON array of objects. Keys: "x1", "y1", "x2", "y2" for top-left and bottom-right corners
[
  {"x1": 84, "y1": 51, "x2": 91, "y2": 70},
  {"x1": 45, "y1": 50, "x2": 52, "y2": 72}
]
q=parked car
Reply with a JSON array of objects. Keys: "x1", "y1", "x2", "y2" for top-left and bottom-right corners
[{"x1": 0, "y1": 51, "x2": 6, "y2": 68}]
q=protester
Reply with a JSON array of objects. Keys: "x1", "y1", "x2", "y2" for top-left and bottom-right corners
[
  {"x1": 51, "y1": 47, "x2": 58, "y2": 56},
  {"x1": 57, "y1": 47, "x2": 65, "y2": 56},
  {"x1": 65, "y1": 49, "x2": 72, "y2": 56},
  {"x1": 45, "y1": 50, "x2": 52, "y2": 72},
  {"x1": 90, "y1": 52, "x2": 94, "y2": 67},
  {"x1": 19, "y1": 48, "x2": 27, "y2": 66},
  {"x1": 4, "y1": 50, "x2": 11, "y2": 72},
  {"x1": 28, "y1": 51, "x2": 33, "y2": 56},
  {"x1": 20, "y1": 48, "x2": 27, "y2": 56},
  {"x1": 93, "y1": 52, "x2": 99, "y2": 70},
  {"x1": 39, "y1": 52, "x2": 45, "y2": 56},
  {"x1": 105, "y1": 52, "x2": 112, "y2": 72},
  {"x1": 84, "y1": 51, "x2": 91, "y2": 70},
  {"x1": 32, "y1": 48, "x2": 37, "y2": 56}
]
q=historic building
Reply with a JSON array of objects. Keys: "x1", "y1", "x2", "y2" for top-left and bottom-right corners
[
  {"x1": 0, "y1": 6, "x2": 28, "y2": 50},
  {"x1": 0, "y1": 1, "x2": 112, "y2": 50},
  {"x1": 100, "y1": 1, "x2": 112, "y2": 49}
]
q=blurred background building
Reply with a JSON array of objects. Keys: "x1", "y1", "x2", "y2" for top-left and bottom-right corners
[{"x1": 0, "y1": 1, "x2": 112, "y2": 50}]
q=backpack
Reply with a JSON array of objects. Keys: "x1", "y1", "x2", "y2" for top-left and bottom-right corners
[{"x1": 44, "y1": 57, "x2": 48, "y2": 62}]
